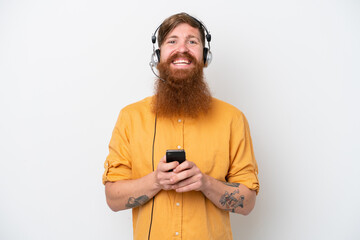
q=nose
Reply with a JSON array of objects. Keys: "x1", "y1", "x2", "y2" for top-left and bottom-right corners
[{"x1": 177, "y1": 41, "x2": 189, "y2": 53}]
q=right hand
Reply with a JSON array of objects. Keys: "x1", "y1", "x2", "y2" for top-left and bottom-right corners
[{"x1": 154, "y1": 156, "x2": 179, "y2": 190}]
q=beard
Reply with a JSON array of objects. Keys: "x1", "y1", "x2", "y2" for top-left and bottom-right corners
[{"x1": 152, "y1": 52, "x2": 212, "y2": 118}]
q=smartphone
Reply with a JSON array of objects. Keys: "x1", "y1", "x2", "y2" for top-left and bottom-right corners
[{"x1": 166, "y1": 149, "x2": 186, "y2": 165}]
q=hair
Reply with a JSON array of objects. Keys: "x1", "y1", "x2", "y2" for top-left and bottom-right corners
[{"x1": 157, "y1": 12, "x2": 206, "y2": 47}]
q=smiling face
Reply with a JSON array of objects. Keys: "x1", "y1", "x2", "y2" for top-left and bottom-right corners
[
  {"x1": 159, "y1": 23, "x2": 204, "y2": 70},
  {"x1": 153, "y1": 18, "x2": 212, "y2": 118}
]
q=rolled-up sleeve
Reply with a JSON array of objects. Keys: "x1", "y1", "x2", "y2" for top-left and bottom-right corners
[
  {"x1": 102, "y1": 110, "x2": 132, "y2": 184},
  {"x1": 226, "y1": 112, "x2": 260, "y2": 194}
]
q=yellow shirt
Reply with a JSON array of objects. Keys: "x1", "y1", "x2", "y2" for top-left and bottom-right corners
[{"x1": 103, "y1": 96, "x2": 259, "y2": 240}]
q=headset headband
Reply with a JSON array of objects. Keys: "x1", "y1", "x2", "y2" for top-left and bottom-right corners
[
  {"x1": 151, "y1": 14, "x2": 211, "y2": 50},
  {"x1": 149, "y1": 13, "x2": 213, "y2": 70}
]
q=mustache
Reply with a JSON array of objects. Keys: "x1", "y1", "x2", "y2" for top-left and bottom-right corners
[{"x1": 167, "y1": 52, "x2": 197, "y2": 64}]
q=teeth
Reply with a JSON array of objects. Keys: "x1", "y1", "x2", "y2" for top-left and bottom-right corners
[{"x1": 173, "y1": 59, "x2": 190, "y2": 64}]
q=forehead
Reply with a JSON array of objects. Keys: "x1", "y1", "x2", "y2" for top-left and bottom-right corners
[{"x1": 165, "y1": 23, "x2": 201, "y2": 39}]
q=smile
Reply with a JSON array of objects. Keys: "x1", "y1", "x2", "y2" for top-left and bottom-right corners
[{"x1": 172, "y1": 59, "x2": 191, "y2": 65}]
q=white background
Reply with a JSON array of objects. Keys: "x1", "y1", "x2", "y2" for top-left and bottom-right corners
[{"x1": 1, "y1": 0, "x2": 359, "y2": 239}]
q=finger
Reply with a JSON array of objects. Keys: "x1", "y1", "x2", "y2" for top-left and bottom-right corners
[
  {"x1": 173, "y1": 160, "x2": 193, "y2": 173},
  {"x1": 175, "y1": 181, "x2": 201, "y2": 193},
  {"x1": 170, "y1": 168, "x2": 196, "y2": 184},
  {"x1": 172, "y1": 176, "x2": 197, "y2": 189},
  {"x1": 159, "y1": 156, "x2": 166, "y2": 163},
  {"x1": 156, "y1": 170, "x2": 175, "y2": 182},
  {"x1": 156, "y1": 156, "x2": 166, "y2": 171},
  {"x1": 158, "y1": 160, "x2": 179, "y2": 172},
  {"x1": 162, "y1": 184, "x2": 174, "y2": 191},
  {"x1": 159, "y1": 179, "x2": 174, "y2": 186}
]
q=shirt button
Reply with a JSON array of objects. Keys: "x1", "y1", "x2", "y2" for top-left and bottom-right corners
[
  {"x1": 176, "y1": 202, "x2": 180, "y2": 206},
  {"x1": 178, "y1": 119, "x2": 182, "y2": 123},
  {"x1": 177, "y1": 145, "x2": 181, "y2": 149},
  {"x1": 175, "y1": 232, "x2": 179, "y2": 236}
]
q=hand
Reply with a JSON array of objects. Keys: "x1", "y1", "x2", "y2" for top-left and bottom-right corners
[
  {"x1": 154, "y1": 156, "x2": 179, "y2": 190},
  {"x1": 170, "y1": 160, "x2": 209, "y2": 192}
]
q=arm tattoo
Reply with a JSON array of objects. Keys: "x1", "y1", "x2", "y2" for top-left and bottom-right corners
[
  {"x1": 219, "y1": 189, "x2": 245, "y2": 212},
  {"x1": 221, "y1": 181, "x2": 240, "y2": 187},
  {"x1": 125, "y1": 195, "x2": 149, "y2": 209}
]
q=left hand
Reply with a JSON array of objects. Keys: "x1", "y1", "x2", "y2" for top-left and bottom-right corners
[{"x1": 170, "y1": 160, "x2": 209, "y2": 192}]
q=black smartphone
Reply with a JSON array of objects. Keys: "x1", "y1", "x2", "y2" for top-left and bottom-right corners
[{"x1": 166, "y1": 149, "x2": 186, "y2": 164}]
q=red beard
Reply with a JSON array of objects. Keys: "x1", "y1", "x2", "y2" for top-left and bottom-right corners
[{"x1": 152, "y1": 52, "x2": 212, "y2": 118}]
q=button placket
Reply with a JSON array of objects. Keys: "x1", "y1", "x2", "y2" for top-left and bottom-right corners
[
  {"x1": 175, "y1": 118, "x2": 184, "y2": 150},
  {"x1": 173, "y1": 118, "x2": 184, "y2": 238},
  {"x1": 173, "y1": 192, "x2": 183, "y2": 239}
]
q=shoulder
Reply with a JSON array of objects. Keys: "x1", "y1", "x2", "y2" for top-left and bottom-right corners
[
  {"x1": 114, "y1": 97, "x2": 154, "y2": 126},
  {"x1": 211, "y1": 97, "x2": 245, "y2": 120},
  {"x1": 120, "y1": 96, "x2": 154, "y2": 115},
  {"x1": 210, "y1": 98, "x2": 252, "y2": 136}
]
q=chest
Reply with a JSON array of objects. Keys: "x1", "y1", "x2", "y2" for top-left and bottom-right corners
[{"x1": 129, "y1": 117, "x2": 232, "y2": 180}]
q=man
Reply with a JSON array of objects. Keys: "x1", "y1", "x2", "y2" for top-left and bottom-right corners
[{"x1": 103, "y1": 12, "x2": 259, "y2": 240}]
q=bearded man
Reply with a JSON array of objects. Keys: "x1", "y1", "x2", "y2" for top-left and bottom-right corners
[{"x1": 103, "y1": 13, "x2": 259, "y2": 240}]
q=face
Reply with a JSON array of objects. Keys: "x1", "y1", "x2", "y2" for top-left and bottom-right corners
[
  {"x1": 154, "y1": 23, "x2": 212, "y2": 118},
  {"x1": 159, "y1": 23, "x2": 203, "y2": 70}
]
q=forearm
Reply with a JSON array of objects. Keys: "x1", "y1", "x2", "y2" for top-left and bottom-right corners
[
  {"x1": 105, "y1": 172, "x2": 161, "y2": 211},
  {"x1": 201, "y1": 175, "x2": 256, "y2": 215}
]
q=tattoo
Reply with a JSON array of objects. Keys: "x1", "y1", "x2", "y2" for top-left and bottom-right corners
[
  {"x1": 219, "y1": 190, "x2": 245, "y2": 212},
  {"x1": 125, "y1": 195, "x2": 149, "y2": 209},
  {"x1": 221, "y1": 181, "x2": 240, "y2": 187}
]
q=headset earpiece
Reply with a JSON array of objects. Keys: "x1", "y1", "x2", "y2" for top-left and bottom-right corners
[
  {"x1": 155, "y1": 49, "x2": 160, "y2": 64},
  {"x1": 203, "y1": 48, "x2": 208, "y2": 65},
  {"x1": 150, "y1": 49, "x2": 161, "y2": 67},
  {"x1": 204, "y1": 33, "x2": 212, "y2": 67},
  {"x1": 203, "y1": 47, "x2": 212, "y2": 67}
]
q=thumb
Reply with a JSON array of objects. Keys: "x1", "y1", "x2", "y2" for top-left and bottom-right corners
[{"x1": 160, "y1": 155, "x2": 166, "y2": 163}]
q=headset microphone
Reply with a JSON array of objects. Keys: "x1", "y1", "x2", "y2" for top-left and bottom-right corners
[{"x1": 149, "y1": 61, "x2": 166, "y2": 83}]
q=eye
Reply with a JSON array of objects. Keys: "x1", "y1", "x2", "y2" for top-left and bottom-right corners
[
  {"x1": 189, "y1": 40, "x2": 198, "y2": 44},
  {"x1": 167, "y1": 40, "x2": 176, "y2": 44}
]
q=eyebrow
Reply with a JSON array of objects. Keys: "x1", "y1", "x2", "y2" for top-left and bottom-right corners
[{"x1": 166, "y1": 35, "x2": 200, "y2": 41}]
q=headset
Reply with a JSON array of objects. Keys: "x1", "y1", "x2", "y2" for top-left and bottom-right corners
[{"x1": 149, "y1": 14, "x2": 213, "y2": 71}]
